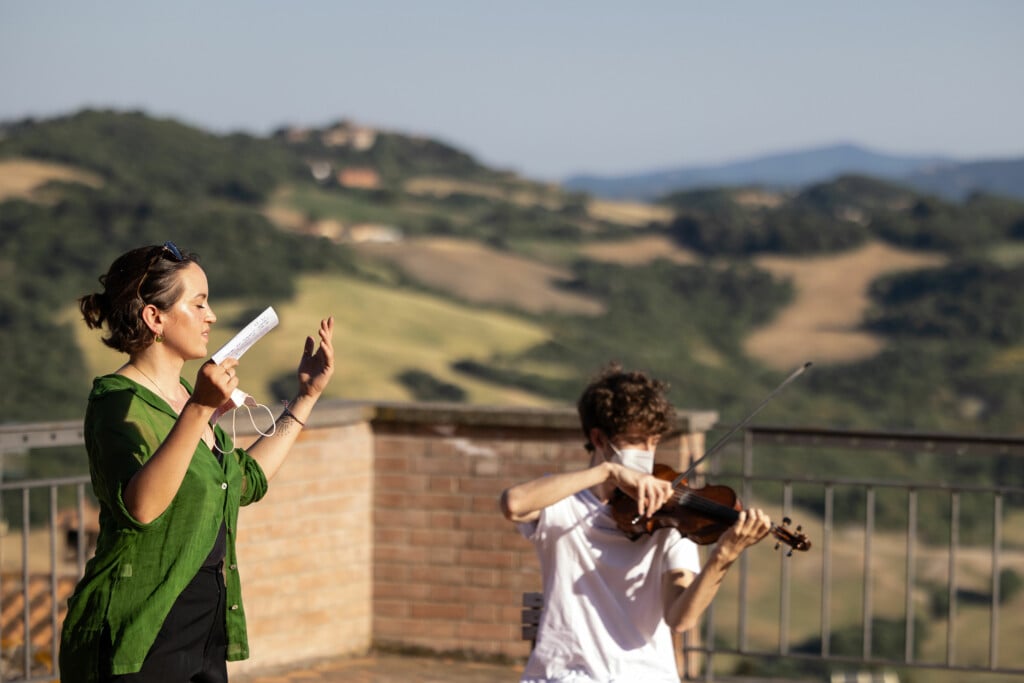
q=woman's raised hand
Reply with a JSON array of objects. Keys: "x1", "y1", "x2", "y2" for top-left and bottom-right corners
[{"x1": 296, "y1": 316, "x2": 335, "y2": 398}]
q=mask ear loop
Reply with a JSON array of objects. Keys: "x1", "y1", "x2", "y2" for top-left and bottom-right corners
[{"x1": 213, "y1": 399, "x2": 276, "y2": 455}]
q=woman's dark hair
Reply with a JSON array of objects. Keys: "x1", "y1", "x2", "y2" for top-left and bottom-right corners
[
  {"x1": 79, "y1": 242, "x2": 199, "y2": 354},
  {"x1": 577, "y1": 362, "x2": 675, "y2": 451}
]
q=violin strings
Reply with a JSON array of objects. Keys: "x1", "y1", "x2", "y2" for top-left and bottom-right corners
[
  {"x1": 673, "y1": 490, "x2": 739, "y2": 522},
  {"x1": 669, "y1": 489, "x2": 791, "y2": 542}
]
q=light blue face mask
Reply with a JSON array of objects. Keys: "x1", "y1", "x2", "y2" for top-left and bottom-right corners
[{"x1": 608, "y1": 442, "x2": 655, "y2": 474}]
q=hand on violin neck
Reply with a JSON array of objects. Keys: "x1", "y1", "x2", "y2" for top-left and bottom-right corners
[
  {"x1": 714, "y1": 508, "x2": 773, "y2": 561},
  {"x1": 609, "y1": 464, "x2": 673, "y2": 518}
]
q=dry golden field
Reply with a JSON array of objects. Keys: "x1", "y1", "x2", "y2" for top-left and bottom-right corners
[
  {"x1": 580, "y1": 234, "x2": 699, "y2": 266},
  {"x1": 746, "y1": 241, "x2": 947, "y2": 369},
  {"x1": 0, "y1": 158, "x2": 102, "y2": 201},
  {"x1": 585, "y1": 198, "x2": 674, "y2": 226},
  {"x1": 403, "y1": 176, "x2": 565, "y2": 210},
  {"x1": 352, "y1": 237, "x2": 605, "y2": 316}
]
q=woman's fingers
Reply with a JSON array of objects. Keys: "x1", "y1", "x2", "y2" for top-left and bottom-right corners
[
  {"x1": 193, "y1": 358, "x2": 241, "y2": 408},
  {"x1": 217, "y1": 358, "x2": 240, "y2": 390},
  {"x1": 298, "y1": 317, "x2": 336, "y2": 396}
]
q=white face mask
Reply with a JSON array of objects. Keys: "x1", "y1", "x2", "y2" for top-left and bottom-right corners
[
  {"x1": 608, "y1": 442, "x2": 655, "y2": 474},
  {"x1": 210, "y1": 390, "x2": 277, "y2": 455}
]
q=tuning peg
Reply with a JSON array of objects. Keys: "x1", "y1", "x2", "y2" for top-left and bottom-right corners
[{"x1": 782, "y1": 516, "x2": 792, "y2": 526}]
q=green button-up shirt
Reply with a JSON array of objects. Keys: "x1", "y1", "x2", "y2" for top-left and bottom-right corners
[{"x1": 59, "y1": 374, "x2": 268, "y2": 681}]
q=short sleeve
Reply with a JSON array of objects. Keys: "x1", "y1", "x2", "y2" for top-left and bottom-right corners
[
  {"x1": 663, "y1": 532, "x2": 701, "y2": 574},
  {"x1": 518, "y1": 493, "x2": 578, "y2": 544}
]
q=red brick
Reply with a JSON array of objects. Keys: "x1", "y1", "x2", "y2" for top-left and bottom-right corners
[{"x1": 410, "y1": 602, "x2": 468, "y2": 620}]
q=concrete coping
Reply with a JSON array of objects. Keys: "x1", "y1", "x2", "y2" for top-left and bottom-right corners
[
  {"x1": 0, "y1": 401, "x2": 720, "y2": 444},
  {"x1": 362, "y1": 400, "x2": 719, "y2": 435}
]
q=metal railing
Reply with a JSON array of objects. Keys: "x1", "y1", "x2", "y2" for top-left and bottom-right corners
[
  {"x1": 685, "y1": 425, "x2": 1024, "y2": 681},
  {"x1": 3, "y1": 421, "x2": 1023, "y2": 681},
  {"x1": 0, "y1": 421, "x2": 91, "y2": 683},
  {"x1": 0, "y1": 476, "x2": 92, "y2": 682}
]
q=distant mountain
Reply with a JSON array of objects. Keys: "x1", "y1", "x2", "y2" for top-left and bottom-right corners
[
  {"x1": 905, "y1": 157, "x2": 1024, "y2": 201},
  {"x1": 563, "y1": 143, "x2": 1024, "y2": 202}
]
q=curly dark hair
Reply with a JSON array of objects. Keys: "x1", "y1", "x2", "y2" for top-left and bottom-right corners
[
  {"x1": 576, "y1": 362, "x2": 675, "y2": 451},
  {"x1": 79, "y1": 243, "x2": 200, "y2": 354}
]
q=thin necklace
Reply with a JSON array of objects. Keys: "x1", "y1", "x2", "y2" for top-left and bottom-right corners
[
  {"x1": 131, "y1": 363, "x2": 180, "y2": 408},
  {"x1": 129, "y1": 364, "x2": 215, "y2": 448}
]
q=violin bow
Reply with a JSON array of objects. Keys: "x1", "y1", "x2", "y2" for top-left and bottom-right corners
[{"x1": 671, "y1": 361, "x2": 812, "y2": 489}]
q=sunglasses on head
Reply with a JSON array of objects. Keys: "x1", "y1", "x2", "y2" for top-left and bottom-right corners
[
  {"x1": 161, "y1": 241, "x2": 184, "y2": 261},
  {"x1": 136, "y1": 241, "x2": 186, "y2": 300}
]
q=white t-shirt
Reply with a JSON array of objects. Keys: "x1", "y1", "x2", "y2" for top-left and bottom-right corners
[{"x1": 519, "y1": 489, "x2": 701, "y2": 683}]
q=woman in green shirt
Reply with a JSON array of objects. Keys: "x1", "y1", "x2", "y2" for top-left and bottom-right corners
[{"x1": 60, "y1": 242, "x2": 335, "y2": 682}]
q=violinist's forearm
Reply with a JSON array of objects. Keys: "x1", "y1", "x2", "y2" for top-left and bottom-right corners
[
  {"x1": 500, "y1": 462, "x2": 618, "y2": 523},
  {"x1": 665, "y1": 546, "x2": 736, "y2": 632},
  {"x1": 665, "y1": 515, "x2": 768, "y2": 631}
]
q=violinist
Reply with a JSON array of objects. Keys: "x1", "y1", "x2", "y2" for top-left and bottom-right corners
[{"x1": 500, "y1": 363, "x2": 772, "y2": 683}]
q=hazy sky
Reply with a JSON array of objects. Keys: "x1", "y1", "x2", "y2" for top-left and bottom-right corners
[{"x1": 2, "y1": 1, "x2": 1021, "y2": 180}]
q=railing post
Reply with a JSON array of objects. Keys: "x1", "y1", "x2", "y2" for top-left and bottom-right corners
[
  {"x1": 821, "y1": 484, "x2": 834, "y2": 658},
  {"x1": 49, "y1": 487, "x2": 60, "y2": 677},
  {"x1": 862, "y1": 486, "x2": 875, "y2": 660},
  {"x1": 904, "y1": 488, "x2": 917, "y2": 663},
  {"x1": 990, "y1": 493, "x2": 1002, "y2": 669},
  {"x1": 946, "y1": 491, "x2": 960, "y2": 667}
]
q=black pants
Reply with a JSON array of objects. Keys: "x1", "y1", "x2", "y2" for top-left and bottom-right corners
[{"x1": 109, "y1": 565, "x2": 228, "y2": 683}]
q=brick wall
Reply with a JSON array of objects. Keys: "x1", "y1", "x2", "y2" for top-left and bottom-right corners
[
  {"x1": 228, "y1": 403, "x2": 376, "y2": 675},
  {"x1": 368, "y1": 402, "x2": 715, "y2": 661},
  {"x1": 140, "y1": 399, "x2": 714, "y2": 675}
]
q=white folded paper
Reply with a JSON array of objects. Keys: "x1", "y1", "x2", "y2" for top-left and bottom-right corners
[
  {"x1": 211, "y1": 306, "x2": 279, "y2": 409},
  {"x1": 212, "y1": 306, "x2": 279, "y2": 364}
]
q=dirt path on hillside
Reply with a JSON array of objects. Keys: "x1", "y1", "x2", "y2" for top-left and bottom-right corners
[{"x1": 746, "y1": 241, "x2": 946, "y2": 369}]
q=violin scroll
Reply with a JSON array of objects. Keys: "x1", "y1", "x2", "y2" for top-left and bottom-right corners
[{"x1": 772, "y1": 516, "x2": 811, "y2": 555}]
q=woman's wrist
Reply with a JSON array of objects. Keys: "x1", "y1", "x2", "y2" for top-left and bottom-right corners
[
  {"x1": 280, "y1": 405, "x2": 306, "y2": 427},
  {"x1": 280, "y1": 395, "x2": 315, "y2": 427},
  {"x1": 182, "y1": 399, "x2": 217, "y2": 420}
]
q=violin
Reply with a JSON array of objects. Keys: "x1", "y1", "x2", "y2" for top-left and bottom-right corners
[{"x1": 609, "y1": 464, "x2": 812, "y2": 554}]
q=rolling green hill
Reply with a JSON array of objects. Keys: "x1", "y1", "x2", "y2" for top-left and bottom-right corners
[{"x1": 3, "y1": 108, "x2": 1024, "y2": 441}]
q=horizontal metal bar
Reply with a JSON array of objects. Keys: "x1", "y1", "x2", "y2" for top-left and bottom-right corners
[
  {"x1": 744, "y1": 424, "x2": 1024, "y2": 456},
  {"x1": 709, "y1": 471, "x2": 1024, "y2": 495},
  {"x1": 0, "y1": 474, "x2": 92, "y2": 491},
  {"x1": 680, "y1": 645, "x2": 1024, "y2": 676},
  {"x1": 0, "y1": 420, "x2": 84, "y2": 454}
]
